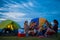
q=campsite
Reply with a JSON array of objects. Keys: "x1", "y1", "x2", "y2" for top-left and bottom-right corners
[
  {"x1": 0, "y1": 0, "x2": 60, "y2": 40},
  {"x1": 0, "y1": 19, "x2": 60, "y2": 40}
]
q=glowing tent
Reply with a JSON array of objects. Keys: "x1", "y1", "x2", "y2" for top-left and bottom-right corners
[
  {"x1": 0, "y1": 20, "x2": 21, "y2": 36},
  {"x1": 0, "y1": 20, "x2": 20, "y2": 30}
]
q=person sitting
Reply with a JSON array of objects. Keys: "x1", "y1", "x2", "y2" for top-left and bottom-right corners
[
  {"x1": 28, "y1": 22, "x2": 37, "y2": 36},
  {"x1": 45, "y1": 26, "x2": 55, "y2": 36},
  {"x1": 53, "y1": 19, "x2": 58, "y2": 37},
  {"x1": 45, "y1": 21, "x2": 55, "y2": 37},
  {"x1": 28, "y1": 27, "x2": 35, "y2": 36},
  {"x1": 24, "y1": 21, "x2": 29, "y2": 37}
]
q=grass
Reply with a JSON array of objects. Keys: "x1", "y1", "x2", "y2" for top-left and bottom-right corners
[{"x1": 0, "y1": 33, "x2": 60, "y2": 40}]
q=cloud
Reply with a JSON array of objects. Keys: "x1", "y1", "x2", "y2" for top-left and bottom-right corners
[
  {"x1": 28, "y1": 2, "x2": 34, "y2": 7},
  {"x1": 0, "y1": 12, "x2": 31, "y2": 23},
  {"x1": 4, "y1": 3, "x2": 32, "y2": 12},
  {"x1": 0, "y1": 18, "x2": 6, "y2": 21},
  {"x1": 8, "y1": 4, "x2": 24, "y2": 8},
  {"x1": 0, "y1": 12, "x2": 26, "y2": 19},
  {"x1": 22, "y1": 1, "x2": 34, "y2": 7},
  {"x1": 13, "y1": 18, "x2": 32, "y2": 22},
  {"x1": 4, "y1": 1, "x2": 34, "y2": 8},
  {"x1": 0, "y1": 8, "x2": 3, "y2": 10},
  {"x1": 0, "y1": 0, "x2": 34, "y2": 22},
  {"x1": 2, "y1": 0, "x2": 34, "y2": 13},
  {"x1": 0, "y1": 8, "x2": 7, "y2": 10},
  {"x1": 0, "y1": 12, "x2": 32, "y2": 23}
]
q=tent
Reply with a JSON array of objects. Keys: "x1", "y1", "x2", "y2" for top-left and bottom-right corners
[
  {"x1": 0, "y1": 20, "x2": 20, "y2": 30},
  {"x1": 39, "y1": 18, "x2": 46, "y2": 27},
  {"x1": 31, "y1": 18, "x2": 39, "y2": 26},
  {"x1": 31, "y1": 18, "x2": 46, "y2": 30},
  {"x1": 0, "y1": 20, "x2": 21, "y2": 36}
]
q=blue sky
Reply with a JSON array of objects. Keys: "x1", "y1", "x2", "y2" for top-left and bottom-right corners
[{"x1": 0, "y1": 0, "x2": 60, "y2": 28}]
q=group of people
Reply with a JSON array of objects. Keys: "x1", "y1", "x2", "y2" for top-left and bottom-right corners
[{"x1": 24, "y1": 19, "x2": 58, "y2": 37}]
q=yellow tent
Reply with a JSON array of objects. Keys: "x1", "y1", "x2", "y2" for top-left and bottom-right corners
[
  {"x1": 39, "y1": 18, "x2": 46, "y2": 27},
  {"x1": 39, "y1": 18, "x2": 46, "y2": 30},
  {"x1": 0, "y1": 20, "x2": 20, "y2": 30}
]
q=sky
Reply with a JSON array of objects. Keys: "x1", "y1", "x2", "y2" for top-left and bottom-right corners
[{"x1": 0, "y1": 0, "x2": 60, "y2": 28}]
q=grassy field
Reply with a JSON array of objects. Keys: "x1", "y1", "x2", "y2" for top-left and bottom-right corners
[{"x1": 0, "y1": 33, "x2": 60, "y2": 40}]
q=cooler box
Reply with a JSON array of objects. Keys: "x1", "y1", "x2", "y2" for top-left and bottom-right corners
[
  {"x1": 18, "y1": 33, "x2": 26, "y2": 37},
  {"x1": 18, "y1": 29, "x2": 26, "y2": 37}
]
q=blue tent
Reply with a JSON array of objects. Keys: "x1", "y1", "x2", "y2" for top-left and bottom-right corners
[{"x1": 31, "y1": 18, "x2": 39, "y2": 26}]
